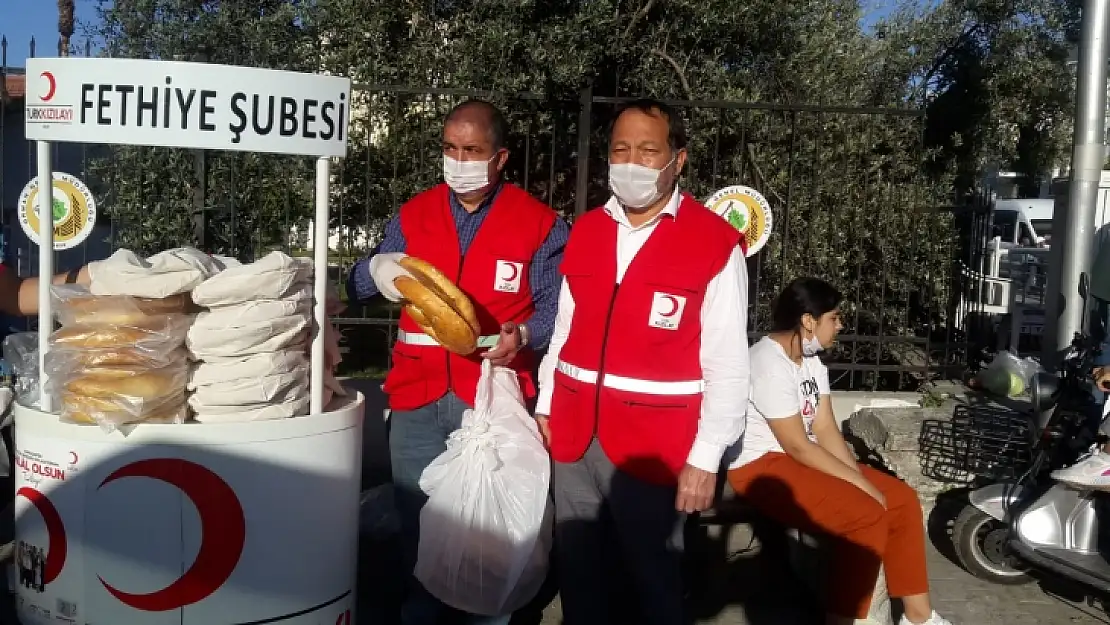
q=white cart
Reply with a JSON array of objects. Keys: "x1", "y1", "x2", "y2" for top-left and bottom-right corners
[{"x1": 11, "y1": 57, "x2": 365, "y2": 625}]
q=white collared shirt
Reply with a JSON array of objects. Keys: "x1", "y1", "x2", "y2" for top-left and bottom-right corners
[{"x1": 536, "y1": 187, "x2": 751, "y2": 472}]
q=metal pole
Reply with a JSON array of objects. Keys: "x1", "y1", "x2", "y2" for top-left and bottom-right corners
[
  {"x1": 1045, "y1": 0, "x2": 1110, "y2": 361},
  {"x1": 574, "y1": 84, "x2": 593, "y2": 217},
  {"x1": 36, "y1": 142, "x2": 54, "y2": 413},
  {"x1": 193, "y1": 150, "x2": 208, "y2": 251},
  {"x1": 310, "y1": 156, "x2": 330, "y2": 415}
]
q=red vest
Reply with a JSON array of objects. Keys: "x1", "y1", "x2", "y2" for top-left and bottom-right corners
[
  {"x1": 383, "y1": 183, "x2": 558, "y2": 410},
  {"x1": 548, "y1": 194, "x2": 744, "y2": 485}
]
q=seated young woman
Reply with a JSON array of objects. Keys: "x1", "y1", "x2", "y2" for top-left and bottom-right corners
[{"x1": 727, "y1": 277, "x2": 952, "y2": 625}]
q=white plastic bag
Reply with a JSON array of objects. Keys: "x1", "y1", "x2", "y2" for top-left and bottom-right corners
[
  {"x1": 415, "y1": 360, "x2": 553, "y2": 616},
  {"x1": 978, "y1": 350, "x2": 1041, "y2": 397}
]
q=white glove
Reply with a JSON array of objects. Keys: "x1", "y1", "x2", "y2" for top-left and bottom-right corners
[{"x1": 368, "y1": 253, "x2": 414, "y2": 303}]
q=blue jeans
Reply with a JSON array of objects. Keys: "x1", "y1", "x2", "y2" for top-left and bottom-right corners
[
  {"x1": 389, "y1": 392, "x2": 512, "y2": 625},
  {"x1": 1089, "y1": 299, "x2": 1110, "y2": 435}
]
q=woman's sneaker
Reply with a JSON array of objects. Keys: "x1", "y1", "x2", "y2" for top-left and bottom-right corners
[
  {"x1": 898, "y1": 612, "x2": 952, "y2": 625},
  {"x1": 1051, "y1": 450, "x2": 1110, "y2": 490}
]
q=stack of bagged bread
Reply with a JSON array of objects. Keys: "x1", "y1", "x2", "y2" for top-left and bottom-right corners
[
  {"x1": 46, "y1": 247, "x2": 222, "y2": 430},
  {"x1": 187, "y1": 251, "x2": 344, "y2": 422}
]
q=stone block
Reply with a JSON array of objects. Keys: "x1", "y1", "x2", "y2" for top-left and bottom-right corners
[{"x1": 847, "y1": 406, "x2": 953, "y2": 454}]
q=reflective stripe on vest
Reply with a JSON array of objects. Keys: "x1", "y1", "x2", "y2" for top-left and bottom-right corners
[
  {"x1": 396, "y1": 329, "x2": 500, "y2": 349},
  {"x1": 556, "y1": 360, "x2": 704, "y2": 396}
]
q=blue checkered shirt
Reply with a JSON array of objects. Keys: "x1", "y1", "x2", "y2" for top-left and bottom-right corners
[{"x1": 346, "y1": 185, "x2": 568, "y2": 350}]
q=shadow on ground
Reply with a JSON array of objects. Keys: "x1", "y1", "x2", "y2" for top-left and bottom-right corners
[{"x1": 348, "y1": 379, "x2": 821, "y2": 625}]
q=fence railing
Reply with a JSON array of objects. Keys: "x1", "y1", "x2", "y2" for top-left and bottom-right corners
[{"x1": 0, "y1": 37, "x2": 992, "y2": 391}]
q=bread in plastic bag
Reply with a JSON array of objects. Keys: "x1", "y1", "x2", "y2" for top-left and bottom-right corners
[
  {"x1": 61, "y1": 392, "x2": 187, "y2": 428},
  {"x1": 187, "y1": 314, "x2": 309, "y2": 358},
  {"x1": 57, "y1": 361, "x2": 188, "y2": 404},
  {"x1": 51, "y1": 315, "x2": 192, "y2": 351},
  {"x1": 191, "y1": 251, "x2": 313, "y2": 307},
  {"x1": 52, "y1": 284, "x2": 192, "y2": 326},
  {"x1": 188, "y1": 349, "x2": 307, "y2": 389},
  {"x1": 46, "y1": 346, "x2": 189, "y2": 375},
  {"x1": 88, "y1": 247, "x2": 224, "y2": 298},
  {"x1": 415, "y1": 360, "x2": 553, "y2": 616}
]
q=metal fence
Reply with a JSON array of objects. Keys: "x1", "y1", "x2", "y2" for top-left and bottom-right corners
[{"x1": 1, "y1": 37, "x2": 991, "y2": 391}]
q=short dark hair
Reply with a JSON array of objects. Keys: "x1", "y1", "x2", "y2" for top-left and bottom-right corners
[
  {"x1": 770, "y1": 278, "x2": 843, "y2": 333},
  {"x1": 610, "y1": 98, "x2": 688, "y2": 152},
  {"x1": 445, "y1": 99, "x2": 508, "y2": 150}
]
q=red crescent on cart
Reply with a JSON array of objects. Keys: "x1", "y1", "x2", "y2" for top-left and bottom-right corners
[{"x1": 96, "y1": 458, "x2": 246, "y2": 612}]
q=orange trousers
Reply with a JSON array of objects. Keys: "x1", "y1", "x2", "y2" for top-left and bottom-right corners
[{"x1": 728, "y1": 452, "x2": 930, "y2": 619}]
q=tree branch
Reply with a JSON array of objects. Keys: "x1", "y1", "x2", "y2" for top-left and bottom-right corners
[
  {"x1": 620, "y1": 0, "x2": 658, "y2": 44},
  {"x1": 650, "y1": 46, "x2": 692, "y2": 100},
  {"x1": 745, "y1": 143, "x2": 786, "y2": 205}
]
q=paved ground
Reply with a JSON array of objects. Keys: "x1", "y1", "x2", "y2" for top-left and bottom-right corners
[{"x1": 349, "y1": 491, "x2": 1110, "y2": 625}]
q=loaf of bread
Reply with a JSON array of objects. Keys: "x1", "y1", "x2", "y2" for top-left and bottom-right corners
[
  {"x1": 395, "y1": 256, "x2": 480, "y2": 355},
  {"x1": 64, "y1": 364, "x2": 188, "y2": 401},
  {"x1": 62, "y1": 292, "x2": 191, "y2": 325},
  {"x1": 61, "y1": 392, "x2": 187, "y2": 426},
  {"x1": 46, "y1": 346, "x2": 189, "y2": 375},
  {"x1": 50, "y1": 316, "x2": 191, "y2": 350}
]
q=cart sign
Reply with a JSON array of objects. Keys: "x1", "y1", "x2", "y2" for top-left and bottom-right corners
[
  {"x1": 24, "y1": 58, "x2": 351, "y2": 158},
  {"x1": 17, "y1": 172, "x2": 97, "y2": 250},
  {"x1": 705, "y1": 185, "x2": 774, "y2": 257}
]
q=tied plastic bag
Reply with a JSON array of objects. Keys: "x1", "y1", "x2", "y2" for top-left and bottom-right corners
[
  {"x1": 88, "y1": 247, "x2": 224, "y2": 298},
  {"x1": 977, "y1": 350, "x2": 1041, "y2": 398},
  {"x1": 415, "y1": 360, "x2": 553, "y2": 616},
  {"x1": 3, "y1": 332, "x2": 40, "y2": 405},
  {"x1": 186, "y1": 314, "x2": 309, "y2": 357},
  {"x1": 190, "y1": 251, "x2": 313, "y2": 307}
]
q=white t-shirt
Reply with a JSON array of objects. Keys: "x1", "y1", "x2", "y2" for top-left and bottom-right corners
[{"x1": 728, "y1": 336, "x2": 831, "y2": 469}]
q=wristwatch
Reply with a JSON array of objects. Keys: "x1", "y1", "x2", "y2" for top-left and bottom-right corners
[{"x1": 518, "y1": 324, "x2": 531, "y2": 347}]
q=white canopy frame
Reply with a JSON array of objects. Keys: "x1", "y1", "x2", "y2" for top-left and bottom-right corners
[{"x1": 23, "y1": 57, "x2": 352, "y2": 416}]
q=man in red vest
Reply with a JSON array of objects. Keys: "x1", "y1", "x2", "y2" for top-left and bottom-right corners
[
  {"x1": 346, "y1": 99, "x2": 567, "y2": 625},
  {"x1": 535, "y1": 99, "x2": 751, "y2": 625}
]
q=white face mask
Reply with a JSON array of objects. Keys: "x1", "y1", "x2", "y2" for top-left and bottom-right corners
[
  {"x1": 802, "y1": 333, "x2": 823, "y2": 357},
  {"x1": 443, "y1": 154, "x2": 494, "y2": 195},
  {"x1": 608, "y1": 156, "x2": 675, "y2": 209}
]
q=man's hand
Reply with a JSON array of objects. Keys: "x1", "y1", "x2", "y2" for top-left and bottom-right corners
[
  {"x1": 534, "y1": 414, "x2": 551, "y2": 448},
  {"x1": 482, "y1": 322, "x2": 523, "y2": 366},
  {"x1": 367, "y1": 253, "x2": 412, "y2": 303},
  {"x1": 1095, "y1": 367, "x2": 1110, "y2": 392},
  {"x1": 675, "y1": 464, "x2": 716, "y2": 513}
]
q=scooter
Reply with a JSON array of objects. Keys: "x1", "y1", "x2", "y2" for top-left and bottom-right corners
[{"x1": 952, "y1": 273, "x2": 1110, "y2": 591}]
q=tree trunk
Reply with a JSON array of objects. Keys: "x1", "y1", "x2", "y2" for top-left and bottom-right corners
[{"x1": 58, "y1": 0, "x2": 75, "y2": 57}]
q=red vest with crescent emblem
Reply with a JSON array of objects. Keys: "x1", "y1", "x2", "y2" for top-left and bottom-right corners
[
  {"x1": 384, "y1": 183, "x2": 558, "y2": 410},
  {"x1": 548, "y1": 194, "x2": 744, "y2": 485}
]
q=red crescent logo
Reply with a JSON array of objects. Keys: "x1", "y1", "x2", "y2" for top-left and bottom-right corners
[
  {"x1": 659, "y1": 295, "x2": 680, "y2": 318},
  {"x1": 500, "y1": 262, "x2": 519, "y2": 282},
  {"x1": 68, "y1": 451, "x2": 78, "y2": 465},
  {"x1": 40, "y1": 72, "x2": 56, "y2": 102},
  {"x1": 17, "y1": 486, "x2": 67, "y2": 585},
  {"x1": 97, "y1": 459, "x2": 246, "y2": 612}
]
